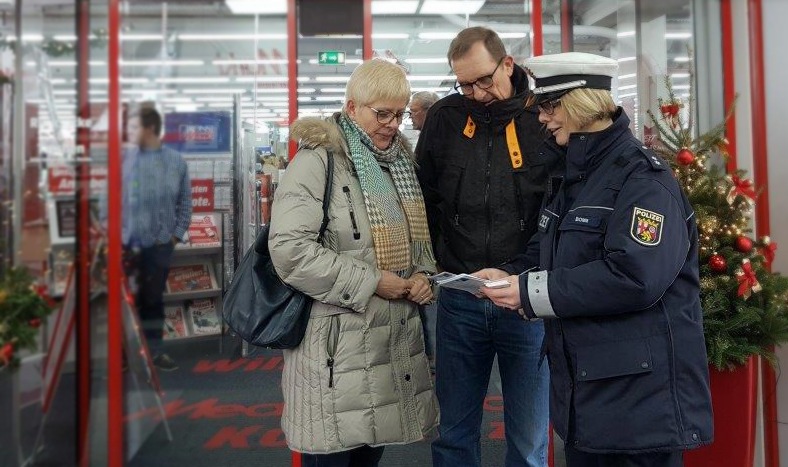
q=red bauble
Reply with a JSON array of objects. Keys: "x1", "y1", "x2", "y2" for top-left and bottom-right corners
[
  {"x1": 709, "y1": 254, "x2": 727, "y2": 273},
  {"x1": 676, "y1": 148, "x2": 695, "y2": 165},
  {"x1": 735, "y1": 236, "x2": 754, "y2": 253},
  {"x1": 0, "y1": 343, "x2": 13, "y2": 364},
  {"x1": 29, "y1": 318, "x2": 42, "y2": 328}
]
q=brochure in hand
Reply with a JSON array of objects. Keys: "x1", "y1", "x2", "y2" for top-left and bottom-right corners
[{"x1": 428, "y1": 272, "x2": 511, "y2": 294}]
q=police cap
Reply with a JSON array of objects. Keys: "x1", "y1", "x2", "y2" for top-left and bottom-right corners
[{"x1": 523, "y1": 52, "x2": 618, "y2": 104}]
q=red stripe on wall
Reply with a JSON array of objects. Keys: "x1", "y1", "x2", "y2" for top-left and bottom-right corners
[
  {"x1": 531, "y1": 0, "x2": 543, "y2": 56},
  {"x1": 287, "y1": 0, "x2": 298, "y2": 159},
  {"x1": 720, "y1": 0, "x2": 737, "y2": 171},
  {"x1": 363, "y1": 0, "x2": 372, "y2": 60},
  {"x1": 746, "y1": 0, "x2": 778, "y2": 465},
  {"x1": 107, "y1": 0, "x2": 124, "y2": 465}
]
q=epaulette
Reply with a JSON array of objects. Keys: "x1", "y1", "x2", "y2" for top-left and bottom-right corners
[{"x1": 637, "y1": 145, "x2": 668, "y2": 171}]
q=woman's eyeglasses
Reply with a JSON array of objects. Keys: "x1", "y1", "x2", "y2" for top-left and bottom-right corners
[
  {"x1": 538, "y1": 99, "x2": 562, "y2": 116},
  {"x1": 453, "y1": 57, "x2": 504, "y2": 95},
  {"x1": 366, "y1": 106, "x2": 411, "y2": 124}
]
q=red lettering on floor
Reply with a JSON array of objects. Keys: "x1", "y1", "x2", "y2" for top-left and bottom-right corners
[
  {"x1": 193, "y1": 359, "x2": 248, "y2": 373},
  {"x1": 484, "y1": 395, "x2": 503, "y2": 412},
  {"x1": 259, "y1": 428, "x2": 288, "y2": 447},
  {"x1": 204, "y1": 425, "x2": 263, "y2": 449},
  {"x1": 488, "y1": 421, "x2": 505, "y2": 440}
]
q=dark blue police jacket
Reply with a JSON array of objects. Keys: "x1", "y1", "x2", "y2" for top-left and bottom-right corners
[{"x1": 505, "y1": 109, "x2": 713, "y2": 453}]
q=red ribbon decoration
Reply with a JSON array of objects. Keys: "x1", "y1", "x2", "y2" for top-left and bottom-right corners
[
  {"x1": 727, "y1": 175, "x2": 757, "y2": 204},
  {"x1": 661, "y1": 103, "x2": 680, "y2": 117},
  {"x1": 736, "y1": 259, "x2": 762, "y2": 299},
  {"x1": 762, "y1": 241, "x2": 778, "y2": 265}
]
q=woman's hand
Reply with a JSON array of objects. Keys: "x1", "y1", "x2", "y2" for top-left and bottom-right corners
[
  {"x1": 376, "y1": 270, "x2": 413, "y2": 300},
  {"x1": 406, "y1": 273, "x2": 433, "y2": 305},
  {"x1": 479, "y1": 275, "x2": 522, "y2": 310}
]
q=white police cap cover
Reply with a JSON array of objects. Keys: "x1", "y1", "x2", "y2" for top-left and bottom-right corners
[{"x1": 524, "y1": 52, "x2": 618, "y2": 100}]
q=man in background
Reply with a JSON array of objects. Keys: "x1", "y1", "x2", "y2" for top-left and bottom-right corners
[
  {"x1": 123, "y1": 105, "x2": 192, "y2": 371},
  {"x1": 404, "y1": 91, "x2": 440, "y2": 149}
]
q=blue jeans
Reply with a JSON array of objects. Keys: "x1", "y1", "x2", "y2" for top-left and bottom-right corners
[{"x1": 432, "y1": 288, "x2": 549, "y2": 467}]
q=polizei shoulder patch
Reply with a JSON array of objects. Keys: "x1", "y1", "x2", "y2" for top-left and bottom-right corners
[{"x1": 630, "y1": 207, "x2": 664, "y2": 246}]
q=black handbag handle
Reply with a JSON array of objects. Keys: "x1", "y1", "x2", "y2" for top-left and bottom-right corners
[{"x1": 316, "y1": 151, "x2": 334, "y2": 243}]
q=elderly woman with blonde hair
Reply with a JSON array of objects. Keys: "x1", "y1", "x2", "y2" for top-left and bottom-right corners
[{"x1": 268, "y1": 58, "x2": 439, "y2": 467}]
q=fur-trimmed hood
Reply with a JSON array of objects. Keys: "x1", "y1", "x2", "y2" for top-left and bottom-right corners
[{"x1": 290, "y1": 113, "x2": 415, "y2": 161}]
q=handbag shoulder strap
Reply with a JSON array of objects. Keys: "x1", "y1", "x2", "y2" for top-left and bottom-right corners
[{"x1": 316, "y1": 151, "x2": 334, "y2": 243}]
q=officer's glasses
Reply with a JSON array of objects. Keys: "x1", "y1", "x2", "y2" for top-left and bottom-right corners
[
  {"x1": 453, "y1": 57, "x2": 504, "y2": 95},
  {"x1": 366, "y1": 106, "x2": 411, "y2": 125},
  {"x1": 538, "y1": 99, "x2": 562, "y2": 116}
]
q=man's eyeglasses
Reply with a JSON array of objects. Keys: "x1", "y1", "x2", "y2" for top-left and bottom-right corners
[
  {"x1": 538, "y1": 99, "x2": 562, "y2": 116},
  {"x1": 453, "y1": 57, "x2": 504, "y2": 95},
  {"x1": 366, "y1": 106, "x2": 411, "y2": 124}
]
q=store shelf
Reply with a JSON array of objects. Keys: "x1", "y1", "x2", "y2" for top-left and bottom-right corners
[{"x1": 163, "y1": 288, "x2": 222, "y2": 302}]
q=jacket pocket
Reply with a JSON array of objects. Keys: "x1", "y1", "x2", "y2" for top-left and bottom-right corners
[
  {"x1": 326, "y1": 314, "x2": 340, "y2": 388},
  {"x1": 438, "y1": 158, "x2": 467, "y2": 227},
  {"x1": 572, "y1": 338, "x2": 677, "y2": 451},
  {"x1": 342, "y1": 186, "x2": 362, "y2": 241},
  {"x1": 556, "y1": 207, "x2": 612, "y2": 264}
]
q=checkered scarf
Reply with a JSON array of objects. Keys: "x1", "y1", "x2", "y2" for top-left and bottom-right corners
[{"x1": 339, "y1": 113, "x2": 435, "y2": 275}]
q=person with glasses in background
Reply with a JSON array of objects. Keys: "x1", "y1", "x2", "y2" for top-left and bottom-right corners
[
  {"x1": 269, "y1": 58, "x2": 438, "y2": 467},
  {"x1": 476, "y1": 52, "x2": 713, "y2": 467},
  {"x1": 403, "y1": 91, "x2": 440, "y2": 149},
  {"x1": 415, "y1": 27, "x2": 561, "y2": 467}
]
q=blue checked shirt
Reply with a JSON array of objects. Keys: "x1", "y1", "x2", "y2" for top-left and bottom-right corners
[{"x1": 122, "y1": 145, "x2": 192, "y2": 248}]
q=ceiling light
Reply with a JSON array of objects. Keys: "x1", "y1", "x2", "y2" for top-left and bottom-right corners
[
  {"x1": 212, "y1": 59, "x2": 288, "y2": 65},
  {"x1": 179, "y1": 33, "x2": 287, "y2": 41},
  {"x1": 406, "y1": 57, "x2": 447, "y2": 64},
  {"x1": 181, "y1": 88, "x2": 248, "y2": 94},
  {"x1": 618, "y1": 84, "x2": 637, "y2": 91},
  {"x1": 407, "y1": 75, "x2": 456, "y2": 81},
  {"x1": 372, "y1": 1, "x2": 419, "y2": 15},
  {"x1": 419, "y1": 1, "x2": 484, "y2": 15},
  {"x1": 498, "y1": 32, "x2": 527, "y2": 39},
  {"x1": 225, "y1": 0, "x2": 287, "y2": 15},
  {"x1": 617, "y1": 56, "x2": 636, "y2": 63},
  {"x1": 156, "y1": 77, "x2": 232, "y2": 84},
  {"x1": 671, "y1": 73, "x2": 690, "y2": 79},
  {"x1": 619, "y1": 73, "x2": 636, "y2": 80},
  {"x1": 617, "y1": 31, "x2": 635, "y2": 38},
  {"x1": 665, "y1": 32, "x2": 692, "y2": 39},
  {"x1": 316, "y1": 76, "x2": 351, "y2": 82},
  {"x1": 674, "y1": 56, "x2": 691, "y2": 62},
  {"x1": 372, "y1": 33, "x2": 410, "y2": 39},
  {"x1": 418, "y1": 32, "x2": 459, "y2": 40},
  {"x1": 235, "y1": 76, "x2": 289, "y2": 83},
  {"x1": 298, "y1": 88, "x2": 316, "y2": 93},
  {"x1": 120, "y1": 60, "x2": 204, "y2": 66}
]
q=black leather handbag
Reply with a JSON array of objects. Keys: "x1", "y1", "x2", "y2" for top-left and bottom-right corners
[{"x1": 223, "y1": 153, "x2": 334, "y2": 349}]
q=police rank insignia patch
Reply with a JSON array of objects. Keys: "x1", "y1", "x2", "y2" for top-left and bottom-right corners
[{"x1": 630, "y1": 207, "x2": 664, "y2": 246}]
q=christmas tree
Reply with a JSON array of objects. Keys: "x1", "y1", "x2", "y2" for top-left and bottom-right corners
[
  {"x1": 0, "y1": 267, "x2": 55, "y2": 370},
  {"x1": 647, "y1": 74, "x2": 788, "y2": 370}
]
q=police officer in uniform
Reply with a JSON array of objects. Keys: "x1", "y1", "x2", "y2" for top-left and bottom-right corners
[{"x1": 476, "y1": 52, "x2": 713, "y2": 467}]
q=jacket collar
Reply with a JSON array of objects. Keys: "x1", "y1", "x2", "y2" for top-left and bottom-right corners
[
  {"x1": 563, "y1": 108, "x2": 631, "y2": 182},
  {"x1": 462, "y1": 65, "x2": 538, "y2": 123}
]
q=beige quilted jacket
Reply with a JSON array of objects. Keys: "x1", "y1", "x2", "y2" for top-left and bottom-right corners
[{"x1": 268, "y1": 116, "x2": 439, "y2": 454}]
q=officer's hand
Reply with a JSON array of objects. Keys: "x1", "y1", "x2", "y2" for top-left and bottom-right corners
[
  {"x1": 480, "y1": 275, "x2": 522, "y2": 310},
  {"x1": 472, "y1": 268, "x2": 509, "y2": 281}
]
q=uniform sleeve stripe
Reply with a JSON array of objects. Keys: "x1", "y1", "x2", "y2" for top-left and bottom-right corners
[{"x1": 528, "y1": 271, "x2": 556, "y2": 318}]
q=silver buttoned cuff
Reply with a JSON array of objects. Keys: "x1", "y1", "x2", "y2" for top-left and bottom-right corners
[{"x1": 527, "y1": 271, "x2": 556, "y2": 318}]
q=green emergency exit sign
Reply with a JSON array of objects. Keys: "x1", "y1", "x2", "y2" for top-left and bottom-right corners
[{"x1": 318, "y1": 51, "x2": 345, "y2": 65}]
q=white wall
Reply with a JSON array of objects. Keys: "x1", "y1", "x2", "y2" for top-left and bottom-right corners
[{"x1": 763, "y1": 0, "x2": 788, "y2": 465}]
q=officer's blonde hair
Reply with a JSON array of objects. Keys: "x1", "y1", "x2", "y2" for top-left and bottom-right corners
[
  {"x1": 560, "y1": 88, "x2": 617, "y2": 130},
  {"x1": 345, "y1": 59, "x2": 410, "y2": 109}
]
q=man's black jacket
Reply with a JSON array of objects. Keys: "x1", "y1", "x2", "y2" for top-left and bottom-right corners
[{"x1": 416, "y1": 65, "x2": 561, "y2": 273}]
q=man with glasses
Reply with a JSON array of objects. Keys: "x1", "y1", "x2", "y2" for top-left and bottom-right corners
[{"x1": 416, "y1": 27, "x2": 561, "y2": 467}]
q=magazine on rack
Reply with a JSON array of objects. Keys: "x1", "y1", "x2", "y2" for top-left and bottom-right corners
[
  {"x1": 163, "y1": 304, "x2": 189, "y2": 339},
  {"x1": 165, "y1": 263, "x2": 216, "y2": 293},
  {"x1": 188, "y1": 298, "x2": 221, "y2": 335},
  {"x1": 427, "y1": 272, "x2": 511, "y2": 294}
]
